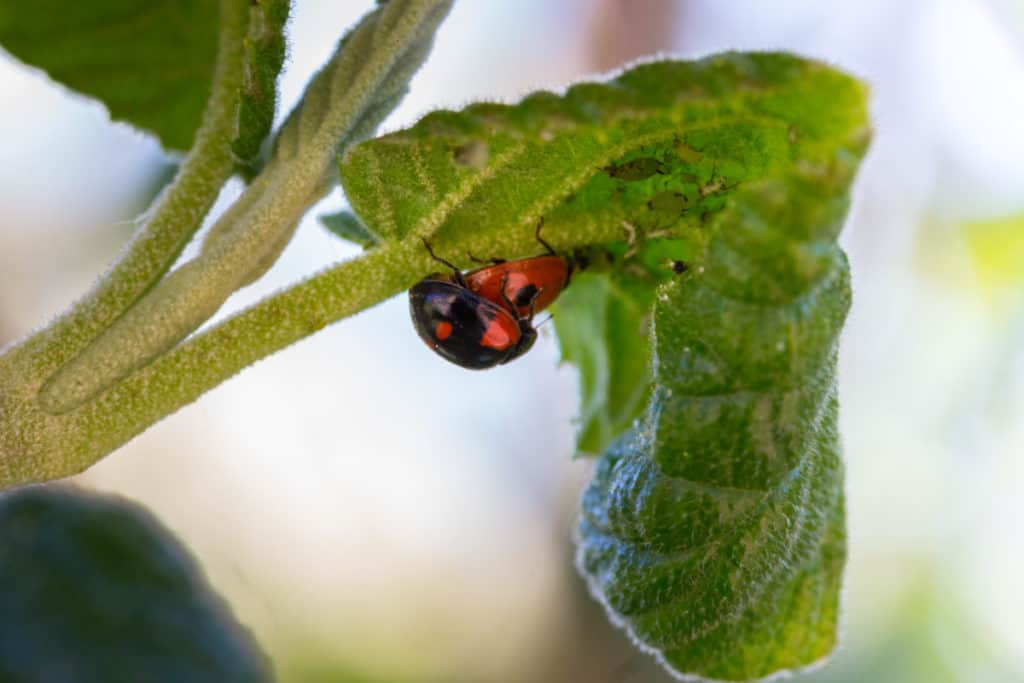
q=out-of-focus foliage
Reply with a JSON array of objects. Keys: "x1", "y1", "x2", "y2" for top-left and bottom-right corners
[
  {"x1": 0, "y1": 486, "x2": 271, "y2": 683},
  {"x1": 963, "y1": 214, "x2": 1024, "y2": 292},
  {"x1": 0, "y1": 0, "x2": 289, "y2": 171}
]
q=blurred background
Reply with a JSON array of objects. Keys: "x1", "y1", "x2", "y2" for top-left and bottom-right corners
[{"x1": 2, "y1": 1, "x2": 1023, "y2": 681}]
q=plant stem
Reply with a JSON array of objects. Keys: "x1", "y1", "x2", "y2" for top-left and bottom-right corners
[
  {"x1": 0, "y1": 209, "x2": 633, "y2": 488},
  {"x1": 7, "y1": 0, "x2": 249, "y2": 382},
  {"x1": 35, "y1": 0, "x2": 453, "y2": 414}
]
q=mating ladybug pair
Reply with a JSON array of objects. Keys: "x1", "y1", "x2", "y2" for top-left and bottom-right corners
[{"x1": 408, "y1": 222, "x2": 573, "y2": 369}]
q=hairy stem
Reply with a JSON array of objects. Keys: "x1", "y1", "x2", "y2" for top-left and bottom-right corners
[
  {"x1": 0, "y1": 211, "x2": 629, "y2": 488},
  {"x1": 35, "y1": 0, "x2": 452, "y2": 414},
  {"x1": 5, "y1": 0, "x2": 250, "y2": 381}
]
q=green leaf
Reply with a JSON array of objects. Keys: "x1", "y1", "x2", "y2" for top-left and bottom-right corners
[
  {"x1": 0, "y1": 1, "x2": 218, "y2": 152},
  {"x1": 554, "y1": 239, "x2": 696, "y2": 456},
  {"x1": 340, "y1": 52, "x2": 869, "y2": 681},
  {"x1": 0, "y1": 0, "x2": 289, "y2": 164},
  {"x1": 337, "y1": 53, "x2": 864, "y2": 274},
  {"x1": 273, "y1": 0, "x2": 453, "y2": 194},
  {"x1": 321, "y1": 210, "x2": 379, "y2": 248},
  {"x1": 0, "y1": 485, "x2": 270, "y2": 682},
  {"x1": 577, "y1": 99, "x2": 869, "y2": 681},
  {"x1": 554, "y1": 271, "x2": 655, "y2": 456}
]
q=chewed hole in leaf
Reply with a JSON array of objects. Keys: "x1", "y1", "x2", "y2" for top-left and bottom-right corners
[{"x1": 453, "y1": 140, "x2": 489, "y2": 168}]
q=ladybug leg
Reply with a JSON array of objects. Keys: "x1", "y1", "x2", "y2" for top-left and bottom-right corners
[
  {"x1": 522, "y1": 283, "x2": 545, "y2": 323},
  {"x1": 534, "y1": 216, "x2": 557, "y2": 256},
  {"x1": 422, "y1": 238, "x2": 466, "y2": 286},
  {"x1": 498, "y1": 272, "x2": 516, "y2": 313}
]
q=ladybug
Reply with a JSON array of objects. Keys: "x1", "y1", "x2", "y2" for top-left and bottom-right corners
[
  {"x1": 409, "y1": 278, "x2": 537, "y2": 369},
  {"x1": 408, "y1": 220, "x2": 574, "y2": 369}
]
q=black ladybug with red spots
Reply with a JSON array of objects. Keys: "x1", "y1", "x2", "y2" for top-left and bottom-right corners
[{"x1": 408, "y1": 221, "x2": 574, "y2": 369}]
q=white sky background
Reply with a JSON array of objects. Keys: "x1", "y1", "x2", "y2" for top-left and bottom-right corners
[{"x1": 1, "y1": 1, "x2": 1023, "y2": 680}]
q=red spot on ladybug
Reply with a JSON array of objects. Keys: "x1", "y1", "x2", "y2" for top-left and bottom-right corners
[
  {"x1": 435, "y1": 321, "x2": 453, "y2": 340},
  {"x1": 479, "y1": 317, "x2": 516, "y2": 351},
  {"x1": 409, "y1": 280, "x2": 533, "y2": 369}
]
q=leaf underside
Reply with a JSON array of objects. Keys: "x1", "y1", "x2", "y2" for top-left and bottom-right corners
[
  {"x1": 340, "y1": 52, "x2": 870, "y2": 681},
  {"x1": 320, "y1": 210, "x2": 380, "y2": 248},
  {"x1": 0, "y1": 0, "x2": 218, "y2": 152}
]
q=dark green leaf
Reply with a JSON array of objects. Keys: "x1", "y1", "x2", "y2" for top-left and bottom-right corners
[
  {"x1": 577, "y1": 85, "x2": 869, "y2": 680},
  {"x1": 0, "y1": 485, "x2": 271, "y2": 683},
  {"x1": 0, "y1": 1, "x2": 218, "y2": 151},
  {"x1": 554, "y1": 239, "x2": 695, "y2": 456},
  {"x1": 554, "y1": 271, "x2": 655, "y2": 456},
  {"x1": 0, "y1": 0, "x2": 289, "y2": 164},
  {"x1": 320, "y1": 210, "x2": 379, "y2": 248}
]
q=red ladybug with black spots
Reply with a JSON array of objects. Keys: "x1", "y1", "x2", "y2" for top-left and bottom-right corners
[{"x1": 408, "y1": 221, "x2": 573, "y2": 369}]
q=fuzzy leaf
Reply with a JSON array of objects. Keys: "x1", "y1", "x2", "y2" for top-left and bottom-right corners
[
  {"x1": 274, "y1": 0, "x2": 452, "y2": 193},
  {"x1": 338, "y1": 54, "x2": 834, "y2": 257},
  {"x1": 0, "y1": 485, "x2": 270, "y2": 682},
  {"x1": 0, "y1": 0, "x2": 289, "y2": 163},
  {"x1": 340, "y1": 52, "x2": 869, "y2": 681},
  {"x1": 576, "y1": 96, "x2": 869, "y2": 681},
  {"x1": 320, "y1": 210, "x2": 379, "y2": 248},
  {"x1": 554, "y1": 238, "x2": 695, "y2": 456},
  {"x1": 554, "y1": 271, "x2": 655, "y2": 456}
]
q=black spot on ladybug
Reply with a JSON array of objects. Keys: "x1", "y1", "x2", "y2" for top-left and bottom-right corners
[
  {"x1": 514, "y1": 284, "x2": 539, "y2": 309},
  {"x1": 603, "y1": 157, "x2": 664, "y2": 181}
]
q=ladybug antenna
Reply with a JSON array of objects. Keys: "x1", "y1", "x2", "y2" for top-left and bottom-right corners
[
  {"x1": 534, "y1": 216, "x2": 557, "y2": 256},
  {"x1": 534, "y1": 314, "x2": 554, "y2": 330},
  {"x1": 466, "y1": 251, "x2": 506, "y2": 266},
  {"x1": 421, "y1": 238, "x2": 463, "y2": 282}
]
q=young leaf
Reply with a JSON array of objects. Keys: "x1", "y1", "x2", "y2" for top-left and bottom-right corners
[
  {"x1": 554, "y1": 239, "x2": 695, "y2": 456},
  {"x1": 553, "y1": 269, "x2": 656, "y2": 456},
  {"x1": 232, "y1": 0, "x2": 290, "y2": 177},
  {"x1": 0, "y1": 0, "x2": 453, "y2": 486},
  {"x1": 0, "y1": 485, "x2": 270, "y2": 682},
  {"x1": 320, "y1": 210, "x2": 380, "y2": 248},
  {"x1": 0, "y1": 0, "x2": 289, "y2": 164}
]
